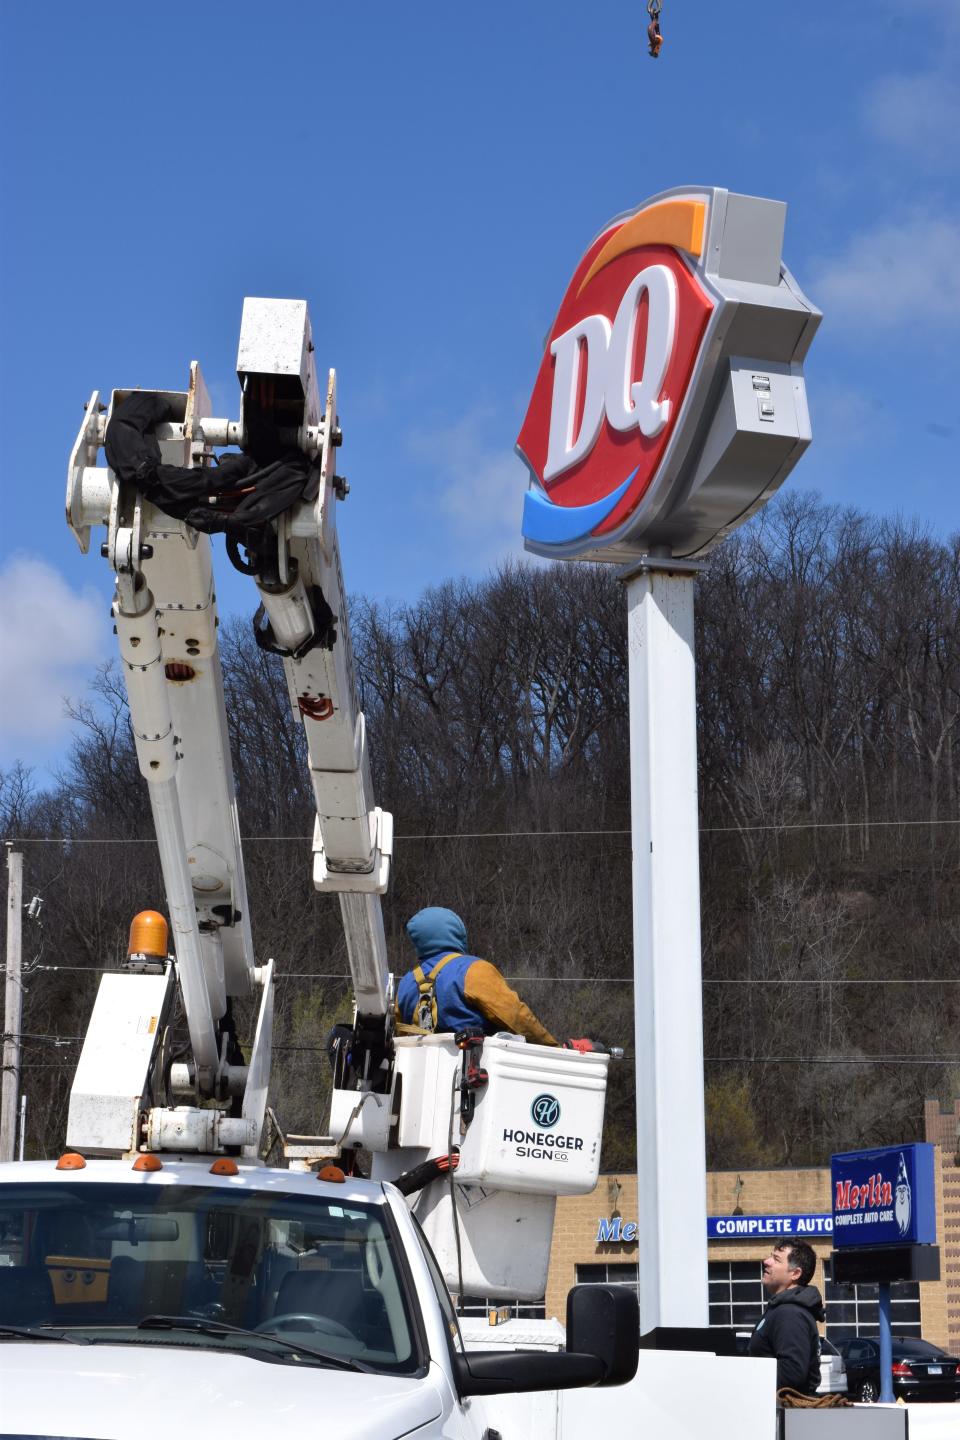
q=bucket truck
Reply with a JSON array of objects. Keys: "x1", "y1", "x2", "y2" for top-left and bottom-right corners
[{"x1": 0, "y1": 299, "x2": 665, "y2": 1438}]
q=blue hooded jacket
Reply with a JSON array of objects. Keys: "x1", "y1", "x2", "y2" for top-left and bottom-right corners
[{"x1": 396, "y1": 907, "x2": 487, "y2": 1034}]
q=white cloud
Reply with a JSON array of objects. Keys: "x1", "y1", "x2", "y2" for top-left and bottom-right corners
[
  {"x1": 860, "y1": 0, "x2": 959, "y2": 169},
  {"x1": 808, "y1": 382, "x2": 890, "y2": 452},
  {"x1": 874, "y1": 0, "x2": 960, "y2": 30},
  {"x1": 811, "y1": 214, "x2": 960, "y2": 333},
  {"x1": 862, "y1": 71, "x2": 960, "y2": 163},
  {"x1": 0, "y1": 557, "x2": 106, "y2": 757},
  {"x1": 406, "y1": 411, "x2": 538, "y2": 569}
]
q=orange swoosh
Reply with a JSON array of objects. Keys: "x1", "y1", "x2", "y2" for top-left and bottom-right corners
[{"x1": 576, "y1": 199, "x2": 706, "y2": 295}]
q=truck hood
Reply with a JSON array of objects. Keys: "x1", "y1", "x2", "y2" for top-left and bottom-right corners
[{"x1": 0, "y1": 1342, "x2": 445, "y2": 1439}]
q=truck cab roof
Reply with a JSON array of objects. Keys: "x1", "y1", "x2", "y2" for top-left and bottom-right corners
[{"x1": 0, "y1": 1156, "x2": 388, "y2": 1204}]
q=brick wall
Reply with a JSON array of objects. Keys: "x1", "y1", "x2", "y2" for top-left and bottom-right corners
[
  {"x1": 925, "y1": 1097, "x2": 960, "y2": 1352},
  {"x1": 547, "y1": 1148, "x2": 958, "y2": 1348},
  {"x1": 546, "y1": 1174, "x2": 639, "y2": 1320}
]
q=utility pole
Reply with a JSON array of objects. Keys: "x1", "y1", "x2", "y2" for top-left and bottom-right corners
[{"x1": 1, "y1": 844, "x2": 23, "y2": 1163}]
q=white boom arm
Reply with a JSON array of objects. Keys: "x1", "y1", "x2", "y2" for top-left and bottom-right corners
[
  {"x1": 68, "y1": 362, "x2": 259, "y2": 1084},
  {"x1": 64, "y1": 298, "x2": 391, "y2": 1154},
  {"x1": 237, "y1": 300, "x2": 392, "y2": 1025}
]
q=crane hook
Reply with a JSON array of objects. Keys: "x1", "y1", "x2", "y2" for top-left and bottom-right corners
[{"x1": 647, "y1": 0, "x2": 664, "y2": 58}]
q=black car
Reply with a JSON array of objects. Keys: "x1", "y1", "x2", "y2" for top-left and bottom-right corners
[{"x1": 837, "y1": 1334, "x2": 960, "y2": 1403}]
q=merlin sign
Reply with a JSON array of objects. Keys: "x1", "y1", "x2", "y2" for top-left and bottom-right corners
[
  {"x1": 517, "y1": 186, "x2": 821, "y2": 562},
  {"x1": 831, "y1": 1144, "x2": 937, "y2": 1249}
]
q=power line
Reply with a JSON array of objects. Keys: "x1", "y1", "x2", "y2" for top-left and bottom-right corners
[
  {"x1": 702, "y1": 978, "x2": 960, "y2": 987},
  {"x1": 17, "y1": 1063, "x2": 84, "y2": 1072},
  {"x1": 15, "y1": 1055, "x2": 959, "y2": 1068},
  {"x1": 5, "y1": 817, "x2": 959, "y2": 845},
  {"x1": 22, "y1": 965, "x2": 960, "y2": 986},
  {"x1": 234, "y1": 1041, "x2": 960, "y2": 1063},
  {"x1": 1, "y1": 1032, "x2": 83, "y2": 1044},
  {"x1": 706, "y1": 1056, "x2": 960, "y2": 1065},
  {"x1": 398, "y1": 820, "x2": 960, "y2": 839},
  {"x1": 9, "y1": 1032, "x2": 957, "y2": 1067}
]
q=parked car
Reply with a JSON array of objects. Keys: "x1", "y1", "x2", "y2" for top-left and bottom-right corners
[
  {"x1": 733, "y1": 1331, "x2": 847, "y2": 1395},
  {"x1": 836, "y1": 1335, "x2": 960, "y2": 1403},
  {"x1": 816, "y1": 1336, "x2": 848, "y2": 1395}
]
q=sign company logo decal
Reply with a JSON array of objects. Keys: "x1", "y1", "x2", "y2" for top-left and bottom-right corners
[
  {"x1": 517, "y1": 197, "x2": 713, "y2": 551},
  {"x1": 531, "y1": 1093, "x2": 561, "y2": 1128}
]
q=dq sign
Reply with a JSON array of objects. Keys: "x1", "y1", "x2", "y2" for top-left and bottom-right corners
[{"x1": 517, "y1": 186, "x2": 821, "y2": 563}]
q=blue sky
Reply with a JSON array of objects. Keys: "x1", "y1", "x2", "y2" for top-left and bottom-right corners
[{"x1": 1, "y1": 0, "x2": 957, "y2": 779}]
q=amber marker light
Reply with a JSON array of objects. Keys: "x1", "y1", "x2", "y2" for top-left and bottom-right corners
[
  {"x1": 210, "y1": 1158, "x2": 239, "y2": 1176},
  {"x1": 317, "y1": 1164, "x2": 345, "y2": 1184},
  {"x1": 132, "y1": 1154, "x2": 163, "y2": 1172},
  {"x1": 56, "y1": 1153, "x2": 86, "y2": 1170},
  {"x1": 128, "y1": 910, "x2": 169, "y2": 959}
]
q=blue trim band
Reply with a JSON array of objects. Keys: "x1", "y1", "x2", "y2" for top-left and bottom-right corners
[{"x1": 521, "y1": 471, "x2": 635, "y2": 546}]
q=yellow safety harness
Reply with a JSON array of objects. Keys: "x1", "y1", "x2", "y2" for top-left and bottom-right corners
[{"x1": 403, "y1": 952, "x2": 461, "y2": 1034}]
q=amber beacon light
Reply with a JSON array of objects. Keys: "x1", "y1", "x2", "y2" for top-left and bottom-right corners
[{"x1": 128, "y1": 910, "x2": 169, "y2": 959}]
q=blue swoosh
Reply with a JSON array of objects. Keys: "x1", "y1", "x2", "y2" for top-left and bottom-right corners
[{"x1": 521, "y1": 470, "x2": 635, "y2": 547}]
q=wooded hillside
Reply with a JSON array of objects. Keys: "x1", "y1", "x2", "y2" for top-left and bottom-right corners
[{"x1": 3, "y1": 495, "x2": 958, "y2": 1167}]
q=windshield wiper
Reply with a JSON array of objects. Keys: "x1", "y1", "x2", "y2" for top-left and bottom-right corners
[
  {"x1": 136, "y1": 1314, "x2": 373, "y2": 1371},
  {"x1": 0, "y1": 1323, "x2": 92, "y2": 1345}
]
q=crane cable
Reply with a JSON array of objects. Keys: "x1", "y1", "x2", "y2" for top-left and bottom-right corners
[{"x1": 647, "y1": 0, "x2": 664, "y2": 58}]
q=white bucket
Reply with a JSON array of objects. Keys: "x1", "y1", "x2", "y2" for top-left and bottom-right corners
[{"x1": 457, "y1": 1035, "x2": 609, "y2": 1195}]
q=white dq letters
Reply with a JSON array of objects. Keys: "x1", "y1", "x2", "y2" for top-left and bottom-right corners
[{"x1": 544, "y1": 264, "x2": 678, "y2": 481}]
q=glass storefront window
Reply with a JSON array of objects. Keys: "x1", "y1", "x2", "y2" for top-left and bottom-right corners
[
  {"x1": 708, "y1": 1260, "x2": 764, "y2": 1329},
  {"x1": 821, "y1": 1260, "x2": 920, "y2": 1341},
  {"x1": 458, "y1": 1295, "x2": 546, "y2": 1320},
  {"x1": 575, "y1": 1263, "x2": 638, "y2": 1287},
  {"x1": 707, "y1": 1259, "x2": 922, "y2": 1342}
]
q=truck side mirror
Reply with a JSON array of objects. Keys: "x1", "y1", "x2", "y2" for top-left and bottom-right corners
[
  {"x1": 566, "y1": 1282, "x2": 639, "y2": 1387},
  {"x1": 454, "y1": 1350, "x2": 606, "y2": 1396},
  {"x1": 454, "y1": 1283, "x2": 639, "y2": 1397}
]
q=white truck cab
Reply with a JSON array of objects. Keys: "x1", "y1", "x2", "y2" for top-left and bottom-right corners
[{"x1": 0, "y1": 1158, "x2": 634, "y2": 1439}]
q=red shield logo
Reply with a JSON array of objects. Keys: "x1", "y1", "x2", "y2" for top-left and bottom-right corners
[{"x1": 517, "y1": 196, "x2": 714, "y2": 553}]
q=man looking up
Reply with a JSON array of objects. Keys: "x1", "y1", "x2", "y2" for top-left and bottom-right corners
[
  {"x1": 748, "y1": 1240, "x2": 824, "y2": 1396},
  {"x1": 396, "y1": 906, "x2": 559, "y2": 1046}
]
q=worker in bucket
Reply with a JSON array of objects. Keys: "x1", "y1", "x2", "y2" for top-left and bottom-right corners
[{"x1": 396, "y1": 906, "x2": 561, "y2": 1046}]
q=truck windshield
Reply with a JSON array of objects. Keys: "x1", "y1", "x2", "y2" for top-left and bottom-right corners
[{"x1": 0, "y1": 1182, "x2": 418, "y2": 1373}]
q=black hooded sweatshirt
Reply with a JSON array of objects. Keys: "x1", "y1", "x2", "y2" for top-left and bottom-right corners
[{"x1": 748, "y1": 1284, "x2": 825, "y2": 1394}]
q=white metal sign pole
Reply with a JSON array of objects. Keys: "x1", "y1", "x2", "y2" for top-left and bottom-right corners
[{"x1": 624, "y1": 556, "x2": 708, "y2": 1332}]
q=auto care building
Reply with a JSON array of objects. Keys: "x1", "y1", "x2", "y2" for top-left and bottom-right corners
[{"x1": 538, "y1": 1099, "x2": 960, "y2": 1350}]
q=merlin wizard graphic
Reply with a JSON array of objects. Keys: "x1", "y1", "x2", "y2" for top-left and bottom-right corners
[
  {"x1": 517, "y1": 187, "x2": 821, "y2": 564},
  {"x1": 895, "y1": 1151, "x2": 912, "y2": 1238}
]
